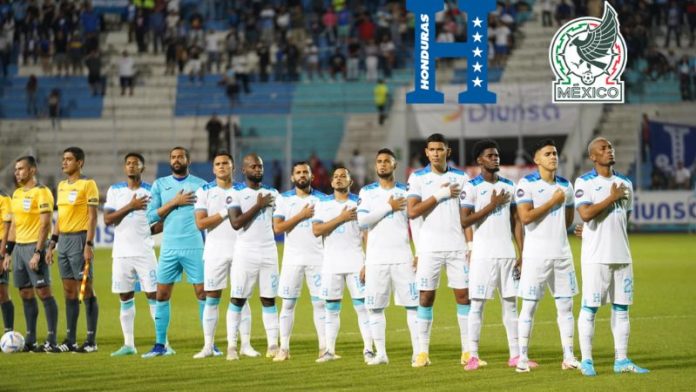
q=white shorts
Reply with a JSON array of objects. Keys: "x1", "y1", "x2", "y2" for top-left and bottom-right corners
[
  {"x1": 204, "y1": 257, "x2": 233, "y2": 291},
  {"x1": 320, "y1": 272, "x2": 365, "y2": 301},
  {"x1": 112, "y1": 254, "x2": 158, "y2": 294},
  {"x1": 365, "y1": 263, "x2": 418, "y2": 309},
  {"x1": 230, "y1": 249, "x2": 279, "y2": 299},
  {"x1": 416, "y1": 250, "x2": 469, "y2": 290},
  {"x1": 518, "y1": 258, "x2": 578, "y2": 300},
  {"x1": 581, "y1": 263, "x2": 633, "y2": 307},
  {"x1": 278, "y1": 264, "x2": 323, "y2": 299},
  {"x1": 469, "y1": 258, "x2": 518, "y2": 300}
]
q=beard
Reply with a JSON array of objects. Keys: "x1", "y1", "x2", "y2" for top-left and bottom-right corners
[
  {"x1": 377, "y1": 170, "x2": 393, "y2": 179},
  {"x1": 488, "y1": 166, "x2": 500, "y2": 173},
  {"x1": 334, "y1": 186, "x2": 349, "y2": 193},
  {"x1": 247, "y1": 173, "x2": 263, "y2": 183},
  {"x1": 294, "y1": 178, "x2": 311, "y2": 189},
  {"x1": 170, "y1": 163, "x2": 188, "y2": 175}
]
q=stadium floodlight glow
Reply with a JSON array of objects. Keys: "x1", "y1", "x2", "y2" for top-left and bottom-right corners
[{"x1": 406, "y1": 0, "x2": 497, "y2": 104}]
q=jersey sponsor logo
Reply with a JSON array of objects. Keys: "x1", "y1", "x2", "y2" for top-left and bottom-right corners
[
  {"x1": 516, "y1": 189, "x2": 524, "y2": 198},
  {"x1": 575, "y1": 189, "x2": 584, "y2": 198},
  {"x1": 480, "y1": 190, "x2": 488, "y2": 195},
  {"x1": 538, "y1": 189, "x2": 545, "y2": 193},
  {"x1": 164, "y1": 187, "x2": 172, "y2": 190},
  {"x1": 594, "y1": 186, "x2": 602, "y2": 191}
]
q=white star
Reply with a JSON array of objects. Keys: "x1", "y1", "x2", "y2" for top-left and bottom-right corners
[
  {"x1": 473, "y1": 62, "x2": 483, "y2": 72},
  {"x1": 472, "y1": 77, "x2": 483, "y2": 87},
  {"x1": 472, "y1": 32, "x2": 483, "y2": 42},
  {"x1": 473, "y1": 17, "x2": 483, "y2": 28},
  {"x1": 472, "y1": 47, "x2": 482, "y2": 57}
]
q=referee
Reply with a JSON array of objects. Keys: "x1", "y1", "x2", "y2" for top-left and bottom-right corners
[
  {"x1": 47, "y1": 147, "x2": 100, "y2": 353},
  {"x1": 3, "y1": 156, "x2": 60, "y2": 352}
]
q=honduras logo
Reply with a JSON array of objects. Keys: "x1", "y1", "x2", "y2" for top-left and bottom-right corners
[{"x1": 549, "y1": 3, "x2": 626, "y2": 103}]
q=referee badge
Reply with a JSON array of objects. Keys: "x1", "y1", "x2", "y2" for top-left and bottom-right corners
[
  {"x1": 68, "y1": 190, "x2": 78, "y2": 204},
  {"x1": 23, "y1": 198, "x2": 31, "y2": 211}
]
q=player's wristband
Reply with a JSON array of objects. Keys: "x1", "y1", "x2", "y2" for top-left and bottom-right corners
[
  {"x1": 50, "y1": 234, "x2": 59, "y2": 244},
  {"x1": 434, "y1": 187, "x2": 451, "y2": 202},
  {"x1": 219, "y1": 209, "x2": 229, "y2": 219},
  {"x1": 5, "y1": 241, "x2": 15, "y2": 256},
  {"x1": 86, "y1": 240, "x2": 94, "y2": 247}
]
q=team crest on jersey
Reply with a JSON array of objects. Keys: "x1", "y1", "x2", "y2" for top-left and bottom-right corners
[
  {"x1": 460, "y1": 190, "x2": 466, "y2": 199},
  {"x1": 516, "y1": 189, "x2": 525, "y2": 198},
  {"x1": 226, "y1": 196, "x2": 233, "y2": 205},
  {"x1": 549, "y1": 3, "x2": 626, "y2": 103},
  {"x1": 575, "y1": 189, "x2": 584, "y2": 198}
]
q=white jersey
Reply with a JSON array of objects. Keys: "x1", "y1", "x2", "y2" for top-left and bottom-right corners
[
  {"x1": 407, "y1": 165, "x2": 469, "y2": 253},
  {"x1": 461, "y1": 175, "x2": 517, "y2": 259},
  {"x1": 313, "y1": 194, "x2": 364, "y2": 274},
  {"x1": 104, "y1": 181, "x2": 155, "y2": 258},
  {"x1": 574, "y1": 169, "x2": 633, "y2": 264},
  {"x1": 357, "y1": 182, "x2": 412, "y2": 265},
  {"x1": 227, "y1": 183, "x2": 279, "y2": 253},
  {"x1": 273, "y1": 188, "x2": 326, "y2": 266},
  {"x1": 194, "y1": 181, "x2": 237, "y2": 261},
  {"x1": 514, "y1": 171, "x2": 574, "y2": 259}
]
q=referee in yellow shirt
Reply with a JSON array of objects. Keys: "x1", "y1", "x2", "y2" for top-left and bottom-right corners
[
  {"x1": 47, "y1": 147, "x2": 100, "y2": 353},
  {"x1": 0, "y1": 188, "x2": 14, "y2": 333},
  {"x1": 3, "y1": 156, "x2": 60, "y2": 352}
]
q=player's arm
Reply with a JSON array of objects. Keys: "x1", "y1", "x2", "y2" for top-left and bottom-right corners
[
  {"x1": 104, "y1": 194, "x2": 149, "y2": 226},
  {"x1": 273, "y1": 204, "x2": 314, "y2": 234},
  {"x1": 195, "y1": 209, "x2": 227, "y2": 231},
  {"x1": 312, "y1": 206, "x2": 356, "y2": 237},
  {"x1": 576, "y1": 182, "x2": 628, "y2": 222},
  {"x1": 357, "y1": 195, "x2": 405, "y2": 230},
  {"x1": 33, "y1": 210, "x2": 52, "y2": 270},
  {"x1": 511, "y1": 205, "x2": 524, "y2": 268},
  {"x1": 407, "y1": 184, "x2": 458, "y2": 219},
  {"x1": 516, "y1": 188, "x2": 566, "y2": 225},
  {"x1": 83, "y1": 205, "x2": 97, "y2": 260},
  {"x1": 564, "y1": 205, "x2": 574, "y2": 229},
  {"x1": 228, "y1": 192, "x2": 274, "y2": 231},
  {"x1": 460, "y1": 190, "x2": 511, "y2": 228},
  {"x1": 2, "y1": 218, "x2": 15, "y2": 272}
]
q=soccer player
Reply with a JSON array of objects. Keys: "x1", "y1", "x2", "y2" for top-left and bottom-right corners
[
  {"x1": 272, "y1": 162, "x2": 326, "y2": 361},
  {"x1": 312, "y1": 166, "x2": 374, "y2": 363},
  {"x1": 0, "y1": 188, "x2": 14, "y2": 333},
  {"x1": 3, "y1": 156, "x2": 60, "y2": 352},
  {"x1": 406, "y1": 133, "x2": 471, "y2": 368},
  {"x1": 142, "y1": 147, "x2": 208, "y2": 358},
  {"x1": 193, "y1": 152, "x2": 259, "y2": 359},
  {"x1": 513, "y1": 139, "x2": 579, "y2": 372},
  {"x1": 225, "y1": 154, "x2": 280, "y2": 361},
  {"x1": 47, "y1": 147, "x2": 100, "y2": 353},
  {"x1": 103, "y1": 153, "x2": 158, "y2": 356},
  {"x1": 357, "y1": 149, "x2": 419, "y2": 365},
  {"x1": 460, "y1": 140, "x2": 524, "y2": 370},
  {"x1": 574, "y1": 137, "x2": 649, "y2": 376}
]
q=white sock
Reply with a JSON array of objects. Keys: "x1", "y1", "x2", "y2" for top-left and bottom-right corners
[
  {"x1": 578, "y1": 306, "x2": 597, "y2": 361},
  {"x1": 518, "y1": 300, "x2": 539, "y2": 361},
  {"x1": 279, "y1": 298, "x2": 297, "y2": 350},
  {"x1": 456, "y1": 304, "x2": 470, "y2": 353},
  {"x1": 502, "y1": 297, "x2": 519, "y2": 358},
  {"x1": 467, "y1": 300, "x2": 484, "y2": 358},
  {"x1": 147, "y1": 298, "x2": 157, "y2": 322},
  {"x1": 555, "y1": 297, "x2": 575, "y2": 360},
  {"x1": 202, "y1": 297, "x2": 220, "y2": 349},
  {"x1": 353, "y1": 299, "x2": 373, "y2": 352},
  {"x1": 226, "y1": 303, "x2": 243, "y2": 349},
  {"x1": 240, "y1": 302, "x2": 252, "y2": 349},
  {"x1": 261, "y1": 305, "x2": 279, "y2": 348},
  {"x1": 325, "y1": 302, "x2": 341, "y2": 354},
  {"x1": 120, "y1": 299, "x2": 135, "y2": 348},
  {"x1": 417, "y1": 306, "x2": 433, "y2": 354},
  {"x1": 405, "y1": 307, "x2": 419, "y2": 358},
  {"x1": 311, "y1": 297, "x2": 326, "y2": 350},
  {"x1": 368, "y1": 308, "x2": 386, "y2": 356},
  {"x1": 611, "y1": 304, "x2": 630, "y2": 361}
]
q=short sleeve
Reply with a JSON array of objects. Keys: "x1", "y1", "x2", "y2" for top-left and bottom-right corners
[
  {"x1": 86, "y1": 180, "x2": 99, "y2": 206},
  {"x1": 194, "y1": 188, "x2": 207, "y2": 212},
  {"x1": 273, "y1": 194, "x2": 286, "y2": 219},
  {"x1": 514, "y1": 179, "x2": 532, "y2": 204},
  {"x1": 407, "y1": 173, "x2": 421, "y2": 199},
  {"x1": 565, "y1": 183, "x2": 575, "y2": 207},
  {"x1": 38, "y1": 188, "x2": 54, "y2": 213},
  {"x1": 460, "y1": 182, "x2": 476, "y2": 210},
  {"x1": 357, "y1": 189, "x2": 370, "y2": 214},
  {"x1": 227, "y1": 189, "x2": 240, "y2": 209},
  {"x1": 1, "y1": 196, "x2": 11, "y2": 222},
  {"x1": 312, "y1": 202, "x2": 326, "y2": 224},
  {"x1": 625, "y1": 180, "x2": 634, "y2": 212},
  {"x1": 103, "y1": 187, "x2": 117, "y2": 212},
  {"x1": 574, "y1": 178, "x2": 592, "y2": 208}
]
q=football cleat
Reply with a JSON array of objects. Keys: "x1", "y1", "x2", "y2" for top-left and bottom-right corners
[
  {"x1": 265, "y1": 345, "x2": 279, "y2": 359},
  {"x1": 315, "y1": 351, "x2": 340, "y2": 363},
  {"x1": 508, "y1": 355, "x2": 538, "y2": 369},
  {"x1": 141, "y1": 343, "x2": 171, "y2": 358},
  {"x1": 461, "y1": 352, "x2": 488, "y2": 367},
  {"x1": 273, "y1": 349, "x2": 290, "y2": 362},
  {"x1": 464, "y1": 356, "x2": 480, "y2": 371},
  {"x1": 240, "y1": 346, "x2": 261, "y2": 358},
  {"x1": 562, "y1": 357, "x2": 581, "y2": 370},
  {"x1": 111, "y1": 345, "x2": 137, "y2": 357},
  {"x1": 367, "y1": 354, "x2": 389, "y2": 366},
  {"x1": 412, "y1": 352, "x2": 431, "y2": 368},
  {"x1": 614, "y1": 359, "x2": 649, "y2": 374},
  {"x1": 193, "y1": 346, "x2": 214, "y2": 359},
  {"x1": 75, "y1": 342, "x2": 98, "y2": 353},
  {"x1": 580, "y1": 359, "x2": 597, "y2": 376},
  {"x1": 363, "y1": 349, "x2": 376, "y2": 364},
  {"x1": 226, "y1": 347, "x2": 239, "y2": 361}
]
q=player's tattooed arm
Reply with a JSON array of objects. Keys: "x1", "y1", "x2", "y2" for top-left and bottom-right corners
[
  {"x1": 576, "y1": 183, "x2": 628, "y2": 222},
  {"x1": 517, "y1": 188, "x2": 566, "y2": 225},
  {"x1": 312, "y1": 206, "x2": 357, "y2": 237},
  {"x1": 228, "y1": 193, "x2": 274, "y2": 231}
]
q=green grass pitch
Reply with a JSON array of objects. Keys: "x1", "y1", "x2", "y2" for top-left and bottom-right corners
[{"x1": 1, "y1": 234, "x2": 694, "y2": 391}]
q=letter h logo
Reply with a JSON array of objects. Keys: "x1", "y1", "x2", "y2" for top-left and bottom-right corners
[{"x1": 406, "y1": 0, "x2": 497, "y2": 104}]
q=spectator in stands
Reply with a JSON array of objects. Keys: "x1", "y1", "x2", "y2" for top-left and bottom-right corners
[
  {"x1": 67, "y1": 32, "x2": 83, "y2": 75},
  {"x1": 329, "y1": 47, "x2": 346, "y2": 81},
  {"x1": 285, "y1": 40, "x2": 300, "y2": 82},
  {"x1": 492, "y1": 19, "x2": 512, "y2": 67},
  {"x1": 220, "y1": 65, "x2": 238, "y2": 107},
  {"x1": 164, "y1": 36, "x2": 177, "y2": 75},
  {"x1": 555, "y1": 0, "x2": 572, "y2": 26},
  {"x1": 175, "y1": 38, "x2": 187, "y2": 73},
  {"x1": 346, "y1": 37, "x2": 360, "y2": 81},
  {"x1": 379, "y1": 35, "x2": 396, "y2": 79},
  {"x1": 688, "y1": 0, "x2": 696, "y2": 47},
  {"x1": 673, "y1": 160, "x2": 692, "y2": 189},
  {"x1": 150, "y1": 8, "x2": 166, "y2": 54},
  {"x1": 118, "y1": 50, "x2": 135, "y2": 96},
  {"x1": 0, "y1": 30, "x2": 9, "y2": 78},
  {"x1": 205, "y1": 30, "x2": 221, "y2": 73},
  {"x1": 289, "y1": 5, "x2": 306, "y2": 46},
  {"x1": 48, "y1": 88, "x2": 60, "y2": 129},
  {"x1": 256, "y1": 41, "x2": 270, "y2": 82},
  {"x1": 26, "y1": 74, "x2": 38, "y2": 116},
  {"x1": 678, "y1": 55, "x2": 693, "y2": 100},
  {"x1": 349, "y1": 149, "x2": 367, "y2": 189},
  {"x1": 259, "y1": 4, "x2": 275, "y2": 43},
  {"x1": 664, "y1": 0, "x2": 683, "y2": 48},
  {"x1": 188, "y1": 14, "x2": 204, "y2": 48},
  {"x1": 651, "y1": 166, "x2": 669, "y2": 190},
  {"x1": 85, "y1": 50, "x2": 103, "y2": 96},
  {"x1": 225, "y1": 28, "x2": 238, "y2": 66},
  {"x1": 641, "y1": 113, "x2": 651, "y2": 162},
  {"x1": 205, "y1": 113, "x2": 223, "y2": 161},
  {"x1": 186, "y1": 47, "x2": 204, "y2": 84},
  {"x1": 53, "y1": 30, "x2": 68, "y2": 77},
  {"x1": 365, "y1": 39, "x2": 379, "y2": 81},
  {"x1": 232, "y1": 49, "x2": 250, "y2": 93},
  {"x1": 374, "y1": 79, "x2": 389, "y2": 126},
  {"x1": 135, "y1": 9, "x2": 148, "y2": 53},
  {"x1": 80, "y1": 3, "x2": 100, "y2": 35},
  {"x1": 38, "y1": 34, "x2": 51, "y2": 74}
]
